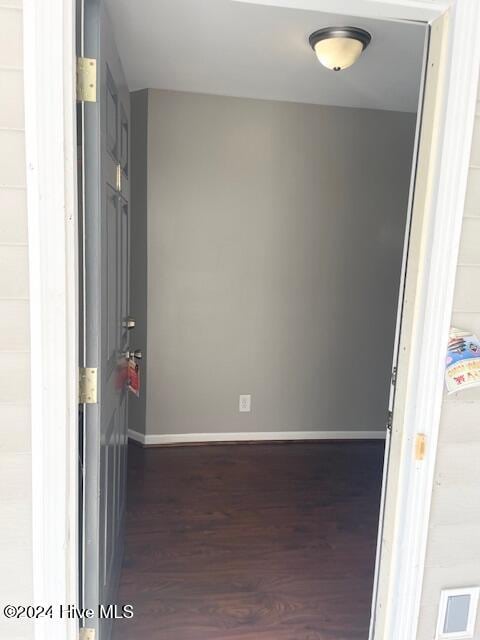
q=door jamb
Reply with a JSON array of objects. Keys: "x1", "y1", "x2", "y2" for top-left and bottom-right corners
[
  {"x1": 23, "y1": 1, "x2": 78, "y2": 639},
  {"x1": 386, "y1": 1, "x2": 480, "y2": 634},
  {"x1": 23, "y1": 1, "x2": 480, "y2": 639}
]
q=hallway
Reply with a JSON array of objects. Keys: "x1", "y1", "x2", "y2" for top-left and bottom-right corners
[{"x1": 113, "y1": 441, "x2": 383, "y2": 640}]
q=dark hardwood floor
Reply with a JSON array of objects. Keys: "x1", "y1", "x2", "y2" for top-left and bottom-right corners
[{"x1": 112, "y1": 441, "x2": 384, "y2": 640}]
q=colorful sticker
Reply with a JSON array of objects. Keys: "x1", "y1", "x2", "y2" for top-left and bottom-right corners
[{"x1": 445, "y1": 327, "x2": 480, "y2": 393}]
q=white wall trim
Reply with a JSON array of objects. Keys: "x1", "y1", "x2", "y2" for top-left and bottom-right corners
[
  {"x1": 23, "y1": 1, "x2": 78, "y2": 639},
  {"x1": 129, "y1": 428, "x2": 386, "y2": 446}
]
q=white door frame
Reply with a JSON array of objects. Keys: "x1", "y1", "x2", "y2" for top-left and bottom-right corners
[
  {"x1": 23, "y1": 1, "x2": 480, "y2": 639},
  {"x1": 23, "y1": 1, "x2": 78, "y2": 639}
]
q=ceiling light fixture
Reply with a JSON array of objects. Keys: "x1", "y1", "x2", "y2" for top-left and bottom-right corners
[{"x1": 309, "y1": 26, "x2": 371, "y2": 71}]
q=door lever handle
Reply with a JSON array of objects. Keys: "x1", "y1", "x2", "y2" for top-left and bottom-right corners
[{"x1": 123, "y1": 349, "x2": 143, "y2": 361}]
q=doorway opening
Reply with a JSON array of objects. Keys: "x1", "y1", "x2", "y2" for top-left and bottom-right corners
[{"x1": 78, "y1": 1, "x2": 428, "y2": 638}]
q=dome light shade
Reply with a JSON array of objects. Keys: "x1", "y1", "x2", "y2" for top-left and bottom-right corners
[{"x1": 309, "y1": 27, "x2": 371, "y2": 71}]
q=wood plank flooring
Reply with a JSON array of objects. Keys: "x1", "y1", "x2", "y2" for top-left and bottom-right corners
[{"x1": 112, "y1": 441, "x2": 384, "y2": 640}]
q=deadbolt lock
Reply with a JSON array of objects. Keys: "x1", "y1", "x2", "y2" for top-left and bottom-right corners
[{"x1": 123, "y1": 317, "x2": 136, "y2": 330}]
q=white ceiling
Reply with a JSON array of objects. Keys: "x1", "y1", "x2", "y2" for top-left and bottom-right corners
[{"x1": 105, "y1": 0, "x2": 426, "y2": 112}]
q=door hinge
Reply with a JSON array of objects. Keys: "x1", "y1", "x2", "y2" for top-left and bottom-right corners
[
  {"x1": 79, "y1": 367, "x2": 98, "y2": 404},
  {"x1": 391, "y1": 366, "x2": 397, "y2": 387},
  {"x1": 415, "y1": 433, "x2": 427, "y2": 461},
  {"x1": 79, "y1": 629, "x2": 95, "y2": 640},
  {"x1": 386, "y1": 410, "x2": 393, "y2": 431},
  {"x1": 77, "y1": 57, "x2": 97, "y2": 103}
]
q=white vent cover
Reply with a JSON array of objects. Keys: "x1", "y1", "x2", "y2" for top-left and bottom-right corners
[{"x1": 436, "y1": 588, "x2": 480, "y2": 639}]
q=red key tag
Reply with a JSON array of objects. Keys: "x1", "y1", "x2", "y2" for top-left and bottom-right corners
[{"x1": 128, "y1": 359, "x2": 140, "y2": 397}]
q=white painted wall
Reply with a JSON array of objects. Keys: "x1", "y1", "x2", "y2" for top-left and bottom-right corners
[
  {"x1": 144, "y1": 89, "x2": 416, "y2": 438},
  {"x1": 417, "y1": 78, "x2": 480, "y2": 639},
  {"x1": 0, "y1": 2, "x2": 33, "y2": 638}
]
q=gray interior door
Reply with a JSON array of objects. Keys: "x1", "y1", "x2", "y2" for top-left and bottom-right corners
[{"x1": 82, "y1": 1, "x2": 130, "y2": 637}]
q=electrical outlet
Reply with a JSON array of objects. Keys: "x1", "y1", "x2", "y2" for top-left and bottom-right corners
[{"x1": 239, "y1": 394, "x2": 251, "y2": 412}]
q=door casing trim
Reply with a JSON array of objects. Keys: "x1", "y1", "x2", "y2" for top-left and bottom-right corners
[
  {"x1": 23, "y1": 1, "x2": 480, "y2": 639},
  {"x1": 23, "y1": 1, "x2": 79, "y2": 639}
]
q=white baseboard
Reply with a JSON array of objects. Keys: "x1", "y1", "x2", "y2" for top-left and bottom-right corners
[{"x1": 128, "y1": 428, "x2": 386, "y2": 446}]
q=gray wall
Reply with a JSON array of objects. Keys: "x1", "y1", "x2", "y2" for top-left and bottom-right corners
[
  {"x1": 0, "y1": 2, "x2": 33, "y2": 638},
  {"x1": 128, "y1": 90, "x2": 149, "y2": 434},
  {"x1": 145, "y1": 89, "x2": 416, "y2": 437},
  {"x1": 417, "y1": 84, "x2": 480, "y2": 639}
]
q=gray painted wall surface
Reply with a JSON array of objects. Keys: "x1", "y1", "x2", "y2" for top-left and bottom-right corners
[
  {"x1": 417, "y1": 84, "x2": 480, "y2": 639},
  {"x1": 129, "y1": 90, "x2": 148, "y2": 435},
  {"x1": 0, "y1": 2, "x2": 33, "y2": 638},
  {"x1": 146, "y1": 89, "x2": 416, "y2": 436}
]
